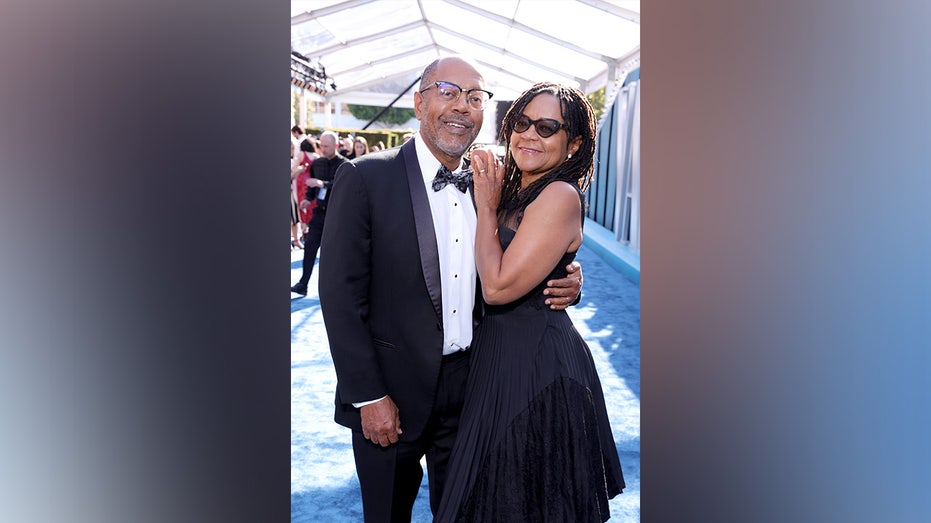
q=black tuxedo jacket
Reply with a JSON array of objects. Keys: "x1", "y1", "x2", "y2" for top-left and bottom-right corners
[
  {"x1": 319, "y1": 139, "x2": 481, "y2": 441},
  {"x1": 306, "y1": 152, "x2": 348, "y2": 209}
]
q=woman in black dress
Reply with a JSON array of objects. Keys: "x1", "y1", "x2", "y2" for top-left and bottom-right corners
[{"x1": 436, "y1": 82, "x2": 625, "y2": 522}]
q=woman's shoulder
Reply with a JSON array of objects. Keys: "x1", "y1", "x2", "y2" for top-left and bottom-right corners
[
  {"x1": 533, "y1": 180, "x2": 582, "y2": 207},
  {"x1": 517, "y1": 180, "x2": 581, "y2": 223},
  {"x1": 541, "y1": 179, "x2": 581, "y2": 194}
]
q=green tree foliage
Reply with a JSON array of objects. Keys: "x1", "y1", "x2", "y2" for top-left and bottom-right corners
[
  {"x1": 587, "y1": 87, "x2": 605, "y2": 123},
  {"x1": 347, "y1": 104, "x2": 416, "y2": 126}
]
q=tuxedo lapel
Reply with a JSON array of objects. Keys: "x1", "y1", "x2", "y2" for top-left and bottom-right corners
[{"x1": 401, "y1": 140, "x2": 443, "y2": 321}]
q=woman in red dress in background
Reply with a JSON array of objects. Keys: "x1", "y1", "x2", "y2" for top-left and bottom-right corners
[{"x1": 291, "y1": 137, "x2": 319, "y2": 249}]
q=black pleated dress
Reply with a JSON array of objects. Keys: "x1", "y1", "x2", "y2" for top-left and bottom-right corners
[{"x1": 435, "y1": 198, "x2": 625, "y2": 522}]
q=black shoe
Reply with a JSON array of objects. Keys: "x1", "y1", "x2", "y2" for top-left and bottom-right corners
[{"x1": 291, "y1": 283, "x2": 307, "y2": 296}]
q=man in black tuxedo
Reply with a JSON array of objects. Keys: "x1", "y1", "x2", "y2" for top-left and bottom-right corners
[
  {"x1": 318, "y1": 56, "x2": 582, "y2": 523},
  {"x1": 291, "y1": 131, "x2": 347, "y2": 296}
]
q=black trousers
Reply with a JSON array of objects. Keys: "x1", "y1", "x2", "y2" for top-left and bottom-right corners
[
  {"x1": 297, "y1": 208, "x2": 325, "y2": 286},
  {"x1": 351, "y1": 350, "x2": 471, "y2": 523}
]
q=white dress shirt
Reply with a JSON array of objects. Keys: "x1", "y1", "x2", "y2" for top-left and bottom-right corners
[{"x1": 413, "y1": 134, "x2": 477, "y2": 356}]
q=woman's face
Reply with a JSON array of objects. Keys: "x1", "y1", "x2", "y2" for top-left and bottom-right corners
[
  {"x1": 354, "y1": 141, "x2": 366, "y2": 155},
  {"x1": 508, "y1": 93, "x2": 579, "y2": 181}
]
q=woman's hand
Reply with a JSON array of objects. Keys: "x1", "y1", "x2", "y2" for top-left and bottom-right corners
[{"x1": 469, "y1": 147, "x2": 503, "y2": 212}]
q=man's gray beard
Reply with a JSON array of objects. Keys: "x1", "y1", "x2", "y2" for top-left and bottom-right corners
[{"x1": 434, "y1": 136, "x2": 474, "y2": 159}]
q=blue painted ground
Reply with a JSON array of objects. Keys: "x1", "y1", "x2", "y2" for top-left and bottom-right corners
[{"x1": 291, "y1": 243, "x2": 640, "y2": 522}]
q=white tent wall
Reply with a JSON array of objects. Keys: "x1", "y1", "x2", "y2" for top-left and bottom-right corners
[
  {"x1": 606, "y1": 71, "x2": 641, "y2": 255},
  {"x1": 586, "y1": 63, "x2": 640, "y2": 281}
]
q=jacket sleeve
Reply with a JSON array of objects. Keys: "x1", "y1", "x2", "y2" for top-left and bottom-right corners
[{"x1": 318, "y1": 161, "x2": 387, "y2": 404}]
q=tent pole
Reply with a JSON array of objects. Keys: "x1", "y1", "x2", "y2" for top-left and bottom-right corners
[{"x1": 361, "y1": 76, "x2": 422, "y2": 130}]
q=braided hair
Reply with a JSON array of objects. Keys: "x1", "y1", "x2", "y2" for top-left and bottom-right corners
[{"x1": 496, "y1": 82, "x2": 597, "y2": 222}]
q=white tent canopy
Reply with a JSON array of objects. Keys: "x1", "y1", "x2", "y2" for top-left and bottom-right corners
[{"x1": 291, "y1": 0, "x2": 640, "y2": 109}]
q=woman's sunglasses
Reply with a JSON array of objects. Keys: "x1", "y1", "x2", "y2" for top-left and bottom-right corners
[{"x1": 511, "y1": 115, "x2": 566, "y2": 138}]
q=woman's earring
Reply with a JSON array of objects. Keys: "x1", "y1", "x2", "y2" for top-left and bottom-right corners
[{"x1": 567, "y1": 153, "x2": 572, "y2": 159}]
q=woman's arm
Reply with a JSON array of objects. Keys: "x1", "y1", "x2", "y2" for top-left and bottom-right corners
[
  {"x1": 290, "y1": 151, "x2": 306, "y2": 181},
  {"x1": 471, "y1": 150, "x2": 582, "y2": 305}
]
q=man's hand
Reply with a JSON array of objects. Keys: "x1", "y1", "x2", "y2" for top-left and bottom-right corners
[
  {"x1": 543, "y1": 261, "x2": 583, "y2": 310},
  {"x1": 360, "y1": 396, "x2": 402, "y2": 447}
]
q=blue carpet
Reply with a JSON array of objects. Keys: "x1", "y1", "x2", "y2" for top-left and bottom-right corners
[{"x1": 291, "y1": 244, "x2": 640, "y2": 522}]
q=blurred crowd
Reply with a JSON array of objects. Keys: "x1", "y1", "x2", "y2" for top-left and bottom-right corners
[
  {"x1": 289, "y1": 126, "x2": 414, "y2": 254},
  {"x1": 290, "y1": 126, "x2": 388, "y2": 252}
]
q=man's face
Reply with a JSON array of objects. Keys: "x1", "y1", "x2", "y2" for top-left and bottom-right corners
[
  {"x1": 414, "y1": 58, "x2": 485, "y2": 167},
  {"x1": 319, "y1": 135, "x2": 337, "y2": 159}
]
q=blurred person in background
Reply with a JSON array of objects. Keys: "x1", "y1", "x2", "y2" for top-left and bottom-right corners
[
  {"x1": 289, "y1": 128, "x2": 305, "y2": 250},
  {"x1": 291, "y1": 131, "x2": 348, "y2": 296},
  {"x1": 339, "y1": 136, "x2": 355, "y2": 159},
  {"x1": 292, "y1": 137, "x2": 320, "y2": 246},
  {"x1": 291, "y1": 125, "x2": 306, "y2": 146},
  {"x1": 352, "y1": 136, "x2": 370, "y2": 158}
]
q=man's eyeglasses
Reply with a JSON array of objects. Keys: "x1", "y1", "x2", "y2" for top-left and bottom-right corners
[
  {"x1": 419, "y1": 81, "x2": 494, "y2": 111},
  {"x1": 511, "y1": 115, "x2": 566, "y2": 138}
]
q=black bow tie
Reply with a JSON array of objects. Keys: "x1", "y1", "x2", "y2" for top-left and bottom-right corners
[{"x1": 432, "y1": 165, "x2": 472, "y2": 193}]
